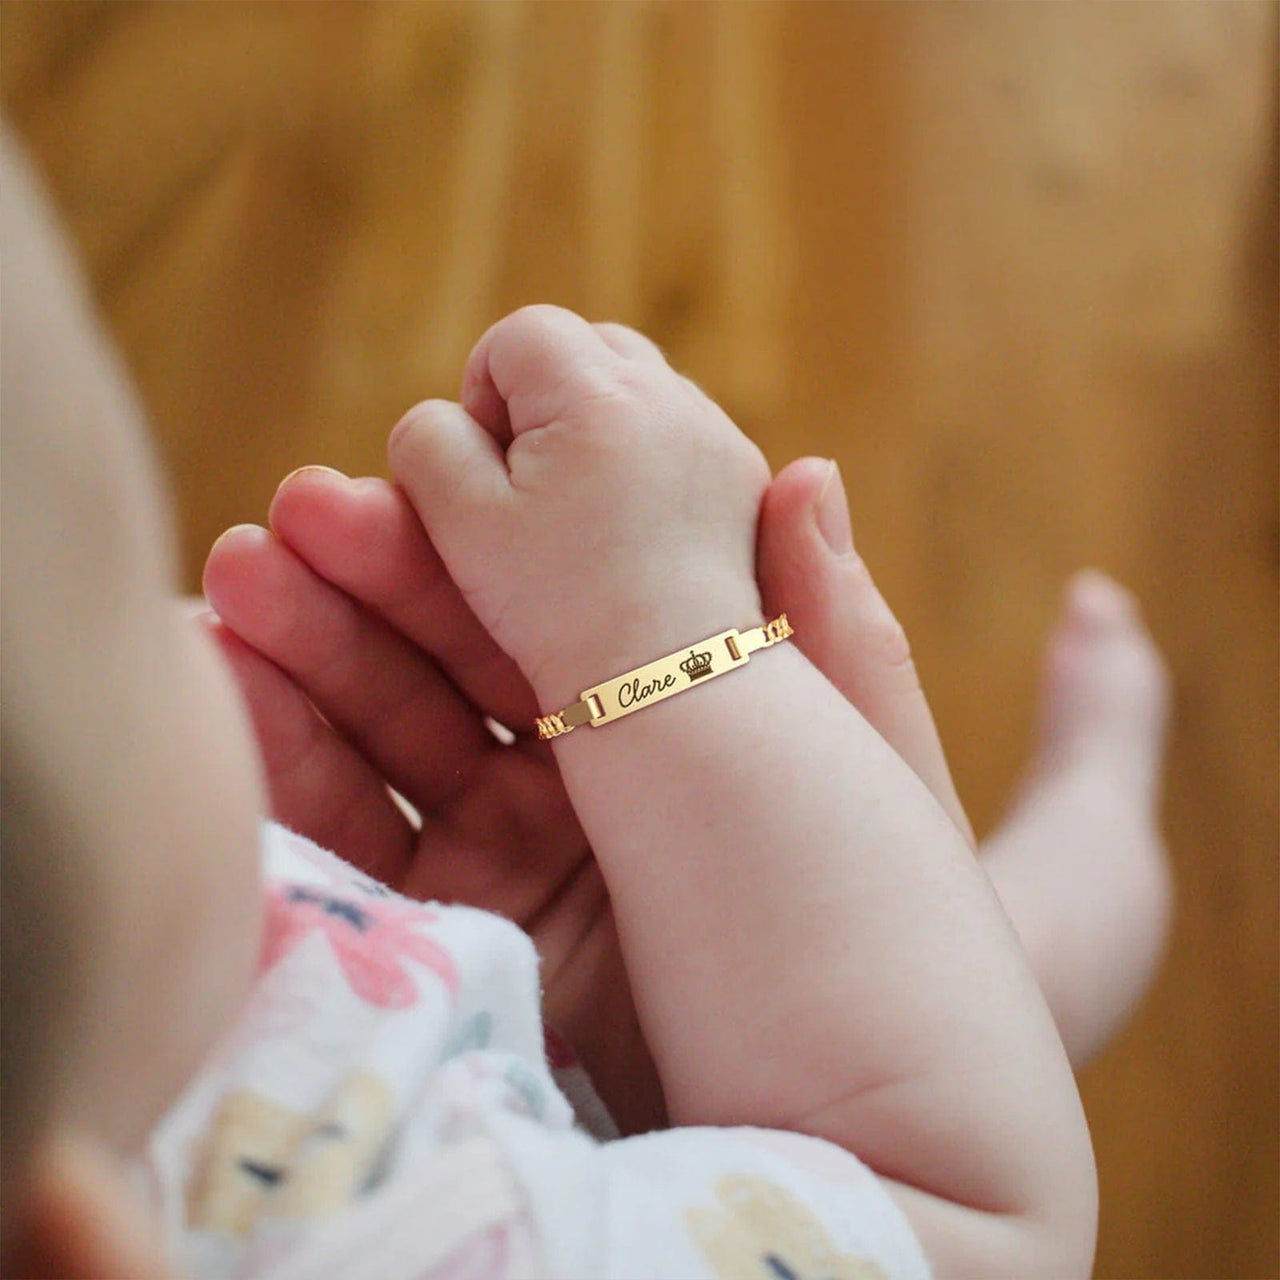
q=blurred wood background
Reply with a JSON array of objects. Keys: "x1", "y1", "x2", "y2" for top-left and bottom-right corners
[{"x1": 2, "y1": 3, "x2": 1275, "y2": 1276}]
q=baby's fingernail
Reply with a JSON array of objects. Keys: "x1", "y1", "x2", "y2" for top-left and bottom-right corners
[
  {"x1": 276, "y1": 464, "x2": 348, "y2": 492},
  {"x1": 814, "y1": 459, "x2": 853, "y2": 555}
]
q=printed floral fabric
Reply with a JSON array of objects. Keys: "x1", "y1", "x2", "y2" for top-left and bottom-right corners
[
  {"x1": 138, "y1": 822, "x2": 930, "y2": 1280},
  {"x1": 260, "y1": 881, "x2": 459, "y2": 1009}
]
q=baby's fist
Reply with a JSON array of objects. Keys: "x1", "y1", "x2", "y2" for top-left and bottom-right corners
[{"x1": 388, "y1": 306, "x2": 770, "y2": 709}]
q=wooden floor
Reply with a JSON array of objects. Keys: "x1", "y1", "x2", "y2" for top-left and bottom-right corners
[{"x1": 3, "y1": 3, "x2": 1276, "y2": 1276}]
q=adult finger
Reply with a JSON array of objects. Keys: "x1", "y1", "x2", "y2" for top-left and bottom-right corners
[
  {"x1": 198, "y1": 612, "x2": 416, "y2": 885},
  {"x1": 756, "y1": 457, "x2": 975, "y2": 846},
  {"x1": 268, "y1": 467, "x2": 540, "y2": 735},
  {"x1": 204, "y1": 523, "x2": 497, "y2": 815}
]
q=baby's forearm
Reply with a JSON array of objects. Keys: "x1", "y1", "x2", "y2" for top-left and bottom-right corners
[
  {"x1": 549, "y1": 640, "x2": 1094, "y2": 1262},
  {"x1": 384, "y1": 297, "x2": 1094, "y2": 1266}
]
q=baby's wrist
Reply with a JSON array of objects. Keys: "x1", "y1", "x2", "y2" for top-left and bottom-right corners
[{"x1": 527, "y1": 584, "x2": 765, "y2": 722}]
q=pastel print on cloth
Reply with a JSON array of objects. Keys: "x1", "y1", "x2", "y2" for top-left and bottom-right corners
[
  {"x1": 687, "y1": 1173, "x2": 889, "y2": 1280},
  {"x1": 260, "y1": 881, "x2": 458, "y2": 1009},
  {"x1": 186, "y1": 1072, "x2": 395, "y2": 1236}
]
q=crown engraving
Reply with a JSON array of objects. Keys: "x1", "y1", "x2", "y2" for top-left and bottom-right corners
[{"x1": 679, "y1": 648, "x2": 714, "y2": 680}]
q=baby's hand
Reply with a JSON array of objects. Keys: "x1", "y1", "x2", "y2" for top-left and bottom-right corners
[{"x1": 387, "y1": 307, "x2": 771, "y2": 708}]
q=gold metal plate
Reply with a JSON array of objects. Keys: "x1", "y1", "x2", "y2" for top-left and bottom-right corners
[
  {"x1": 580, "y1": 627, "x2": 750, "y2": 727},
  {"x1": 535, "y1": 614, "x2": 792, "y2": 739}
]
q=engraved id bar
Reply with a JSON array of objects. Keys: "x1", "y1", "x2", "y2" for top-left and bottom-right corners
[{"x1": 535, "y1": 614, "x2": 793, "y2": 740}]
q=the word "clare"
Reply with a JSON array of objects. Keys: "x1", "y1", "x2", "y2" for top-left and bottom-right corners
[{"x1": 616, "y1": 671, "x2": 678, "y2": 709}]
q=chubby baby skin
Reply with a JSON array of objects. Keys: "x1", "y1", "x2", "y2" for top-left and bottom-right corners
[{"x1": 387, "y1": 306, "x2": 1098, "y2": 1277}]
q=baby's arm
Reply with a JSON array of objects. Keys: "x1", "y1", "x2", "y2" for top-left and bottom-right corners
[{"x1": 388, "y1": 308, "x2": 1096, "y2": 1276}]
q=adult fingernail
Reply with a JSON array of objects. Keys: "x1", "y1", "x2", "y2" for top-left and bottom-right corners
[
  {"x1": 275, "y1": 464, "x2": 348, "y2": 493},
  {"x1": 815, "y1": 459, "x2": 853, "y2": 555},
  {"x1": 209, "y1": 523, "x2": 269, "y2": 554}
]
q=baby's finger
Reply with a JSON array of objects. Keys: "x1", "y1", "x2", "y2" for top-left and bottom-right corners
[
  {"x1": 460, "y1": 304, "x2": 616, "y2": 439},
  {"x1": 198, "y1": 613, "x2": 416, "y2": 886},
  {"x1": 204, "y1": 524, "x2": 497, "y2": 815},
  {"x1": 269, "y1": 467, "x2": 539, "y2": 733},
  {"x1": 592, "y1": 322, "x2": 668, "y2": 365},
  {"x1": 757, "y1": 458, "x2": 976, "y2": 847},
  {"x1": 388, "y1": 398, "x2": 510, "y2": 555}
]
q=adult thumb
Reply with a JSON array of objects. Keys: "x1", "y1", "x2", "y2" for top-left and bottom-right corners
[{"x1": 756, "y1": 457, "x2": 975, "y2": 846}]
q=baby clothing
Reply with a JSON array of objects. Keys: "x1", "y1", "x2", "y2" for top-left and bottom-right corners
[{"x1": 139, "y1": 821, "x2": 931, "y2": 1280}]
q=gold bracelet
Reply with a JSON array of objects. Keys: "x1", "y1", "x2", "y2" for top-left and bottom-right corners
[{"x1": 534, "y1": 614, "x2": 794, "y2": 740}]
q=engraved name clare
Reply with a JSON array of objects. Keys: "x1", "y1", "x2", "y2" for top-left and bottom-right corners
[
  {"x1": 615, "y1": 644, "x2": 713, "y2": 710},
  {"x1": 617, "y1": 670, "x2": 677, "y2": 709}
]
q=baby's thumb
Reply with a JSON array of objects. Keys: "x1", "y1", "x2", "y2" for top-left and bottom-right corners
[{"x1": 388, "y1": 399, "x2": 510, "y2": 549}]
